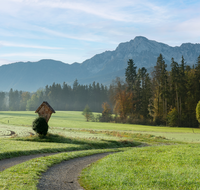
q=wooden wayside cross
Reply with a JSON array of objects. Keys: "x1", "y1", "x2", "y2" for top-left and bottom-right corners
[{"x1": 35, "y1": 101, "x2": 55, "y2": 123}]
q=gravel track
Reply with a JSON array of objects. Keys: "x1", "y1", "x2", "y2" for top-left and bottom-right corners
[
  {"x1": 37, "y1": 152, "x2": 112, "y2": 190},
  {"x1": 0, "y1": 146, "x2": 147, "y2": 189},
  {"x1": 0, "y1": 151, "x2": 113, "y2": 190},
  {"x1": 0, "y1": 152, "x2": 60, "y2": 172}
]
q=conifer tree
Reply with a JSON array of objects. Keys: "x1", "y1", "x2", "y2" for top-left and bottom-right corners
[
  {"x1": 178, "y1": 56, "x2": 187, "y2": 125},
  {"x1": 137, "y1": 67, "x2": 152, "y2": 118},
  {"x1": 125, "y1": 59, "x2": 137, "y2": 90},
  {"x1": 152, "y1": 54, "x2": 168, "y2": 124}
]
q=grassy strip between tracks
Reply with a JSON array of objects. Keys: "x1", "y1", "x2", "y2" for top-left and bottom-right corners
[
  {"x1": 0, "y1": 133, "x2": 140, "y2": 160},
  {"x1": 80, "y1": 144, "x2": 200, "y2": 190},
  {"x1": 0, "y1": 148, "x2": 129, "y2": 190}
]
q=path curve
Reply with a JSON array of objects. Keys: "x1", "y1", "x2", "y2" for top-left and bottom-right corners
[
  {"x1": 37, "y1": 153, "x2": 112, "y2": 190},
  {"x1": 0, "y1": 152, "x2": 59, "y2": 172},
  {"x1": 0, "y1": 145, "x2": 148, "y2": 189}
]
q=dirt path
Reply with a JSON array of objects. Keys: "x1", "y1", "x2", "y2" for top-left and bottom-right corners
[
  {"x1": 0, "y1": 152, "x2": 59, "y2": 172},
  {"x1": 37, "y1": 152, "x2": 112, "y2": 190},
  {"x1": 0, "y1": 146, "x2": 147, "y2": 189},
  {"x1": 0, "y1": 151, "x2": 114, "y2": 190},
  {"x1": 0, "y1": 151, "x2": 112, "y2": 190}
]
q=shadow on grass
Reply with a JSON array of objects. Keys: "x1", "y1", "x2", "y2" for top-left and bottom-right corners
[
  {"x1": 12, "y1": 133, "x2": 141, "y2": 150},
  {"x1": 76, "y1": 129, "x2": 186, "y2": 145}
]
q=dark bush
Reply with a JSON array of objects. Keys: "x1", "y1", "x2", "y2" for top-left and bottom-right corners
[
  {"x1": 99, "y1": 114, "x2": 113, "y2": 122},
  {"x1": 154, "y1": 116, "x2": 166, "y2": 126},
  {"x1": 32, "y1": 117, "x2": 49, "y2": 136}
]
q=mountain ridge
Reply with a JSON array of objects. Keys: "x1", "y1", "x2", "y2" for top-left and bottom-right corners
[{"x1": 0, "y1": 36, "x2": 200, "y2": 92}]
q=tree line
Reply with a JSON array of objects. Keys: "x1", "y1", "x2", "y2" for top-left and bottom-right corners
[
  {"x1": 109, "y1": 54, "x2": 200, "y2": 128},
  {"x1": 0, "y1": 80, "x2": 110, "y2": 112},
  {"x1": 1, "y1": 54, "x2": 200, "y2": 128}
]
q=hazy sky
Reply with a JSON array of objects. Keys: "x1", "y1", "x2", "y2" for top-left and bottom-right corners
[{"x1": 0, "y1": 0, "x2": 200, "y2": 66}]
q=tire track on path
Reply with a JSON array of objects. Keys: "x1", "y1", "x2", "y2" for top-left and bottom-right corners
[
  {"x1": 0, "y1": 152, "x2": 61, "y2": 172},
  {"x1": 0, "y1": 145, "x2": 147, "y2": 189},
  {"x1": 0, "y1": 151, "x2": 114, "y2": 190},
  {"x1": 37, "y1": 152, "x2": 112, "y2": 190}
]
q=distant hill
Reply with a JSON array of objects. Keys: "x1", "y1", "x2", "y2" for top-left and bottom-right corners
[{"x1": 0, "y1": 36, "x2": 200, "y2": 92}]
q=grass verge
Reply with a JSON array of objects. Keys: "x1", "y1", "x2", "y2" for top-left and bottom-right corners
[
  {"x1": 0, "y1": 133, "x2": 140, "y2": 160},
  {"x1": 80, "y1": 144, "x2": 200, "y2": 190},
  {"x1": 0, "y1": 148, "x2": 128, "y2": 190}
]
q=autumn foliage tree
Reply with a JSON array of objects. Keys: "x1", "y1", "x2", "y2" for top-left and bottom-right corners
[
  {"x1": 102, "y1": 102, "x2": 111, "y2": 117},
  {"x1": 110, "y1": 78, "x2": 134, "y2": 120},
  {"x1": 114, "y1": 89, "x2": 134, "y2": 120},
  {"x1": 101, "y1": 102, "x2": 112, "y2": 122}
]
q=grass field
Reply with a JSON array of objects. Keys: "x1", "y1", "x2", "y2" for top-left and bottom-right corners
[
  {"x1": 0, "y1": 111, "x2": 200, "y2": 189},
  {"x1": 80, "y1": 144, "x2": 200, "y2": 190},
  {"x1": 0, "y1": 111, "x2": 200, "y2": 142}
]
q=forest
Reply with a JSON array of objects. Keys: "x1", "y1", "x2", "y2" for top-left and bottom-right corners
[
  {"x1": 109, "y1": 54, "x2": 200, "y2": 128},
  {"x1": 0, "y1": 53, "x2": 200, "y2": 128},
  {"x1": 0, "y1": 80, "x2": 110, "y2": 113}
]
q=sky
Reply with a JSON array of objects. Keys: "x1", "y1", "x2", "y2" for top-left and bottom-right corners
[{"x1": 0, "y1": 0, "x2": 200, "y2": 66}]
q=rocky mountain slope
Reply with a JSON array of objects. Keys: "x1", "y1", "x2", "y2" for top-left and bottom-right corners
[{"x1": 0, "y1": 36, "x2": 199, "y2": 92}]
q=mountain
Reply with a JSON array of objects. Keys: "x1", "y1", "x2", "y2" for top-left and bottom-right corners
[{"x1": 0, "y1": 36, "x2": 200, "y2": 92}]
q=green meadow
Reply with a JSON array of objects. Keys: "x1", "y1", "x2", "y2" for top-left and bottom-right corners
[
  {"x1": 0, "y1": 111, "x2": 200, "y2": 189},
  {"x1": 80, "y1": 145, "x2": 200, "y2": 190},
  {"x1": 0, "y1": 111, "x2": 200, "y2": 142}
]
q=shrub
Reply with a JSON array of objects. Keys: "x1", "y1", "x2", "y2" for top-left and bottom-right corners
[
  {"x1": 196, "y1": 101, "x2": 200, "y2": 124},
  {"x1": 154, "y1": 116, "x2": 164, "y2": 126},
  {"x1": 82, "y1": 105, "x2": 93, "y2": 122},
  {"x1": 32, "y1": 117, "x2": 49, "y2": 136},
  {"x1": 167, "y1": 108, "x2": 178, "y2": 127}
]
